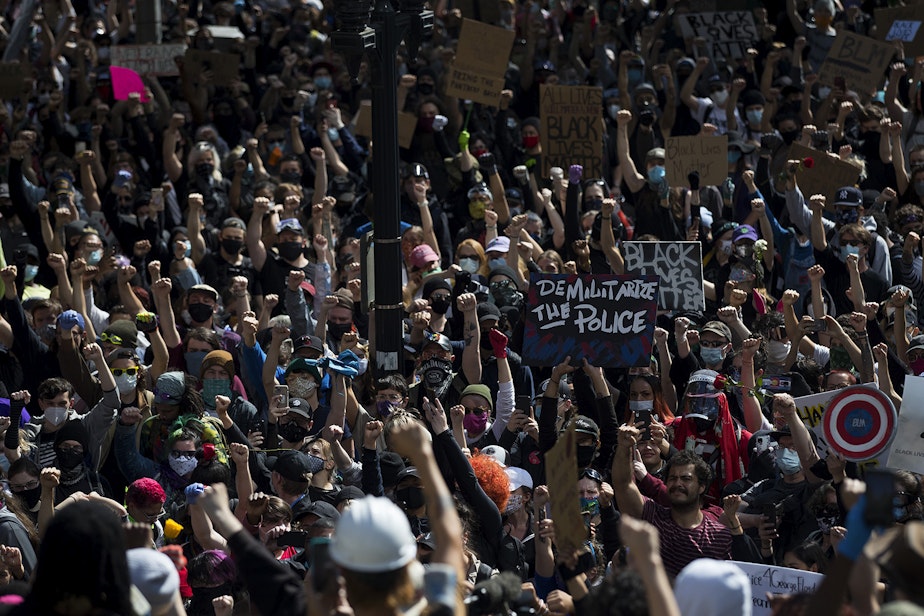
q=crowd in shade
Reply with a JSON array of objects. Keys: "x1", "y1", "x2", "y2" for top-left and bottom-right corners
[{"x1": 0, "y1": 0, "x2": 923, "y2": 613}]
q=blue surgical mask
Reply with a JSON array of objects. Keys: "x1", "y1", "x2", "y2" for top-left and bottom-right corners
[
  {"x1": 24, "y1": 264, "x2": 39, "y2": 281},
  {"x1": 459, "y1": 257, "x2": 480, "y2": 274},
  {"x1": 776, "y1": 448, "x2": 801, "y2": 475},
  {"x1": 184, "y1": 350, "x2": 208, "y2": 377},
  {"x1": 728, "y1": 150, "x2": 742, "y2": 163},
  {"x1": 87, "y1": 249, "x2": 103, "y2": 265},
  {"x1": 314, "y1": 76, "x2": 332, "y2": 90},
  {"x1": 182, "y1": 240, "x2": 192, "y2": 258},
  {"x1": 327, "y1": 127, "x2": 340, "y2": 142},
  {"x1": 841, "y1": 244, "x2": 861, "y2": 260},
  {"x1": 647, "y1": 165, "x2": 666, "y2": 184},
  {"x1": 699, "y1": 346, "x2": 724, "y2": 366},
  {"x1": 746, "y1": 109, "x2": 763, "y2": 126},
  {"x1": 488, "y1": 257, "x2": 507, "y2": 270}
]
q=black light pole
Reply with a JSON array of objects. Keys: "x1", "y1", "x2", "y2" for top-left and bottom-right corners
[{"x1": 332, "y1": 0, "x2": 432, "y2": 377}]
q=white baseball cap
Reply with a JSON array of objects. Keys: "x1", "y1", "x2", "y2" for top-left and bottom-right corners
[{"x1": 330, "y1": 497, "x2": 417, "y2": 572}]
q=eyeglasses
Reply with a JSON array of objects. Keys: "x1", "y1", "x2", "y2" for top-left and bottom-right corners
[
  {"x1": 111, "y1": 367, "x2": 139, "y2": 377},
  {"x1": 10, "y1": 479, "x2": 39, "y2": 492},
  {"x1": 100, "y1": 332, "x2": 123, "y2": 345},
  {"x1": 376, "y1": 393, "x2": 403, "y2": 402},
  {"x1": 580, "y1": 468, "x2": 604, "y2": 483},
  {"x1": 143, "y1": 508, "x2": 166, "y2": 521},
  {"x1": 699, "y1": 340, "x2": 726, "y2": 348}
]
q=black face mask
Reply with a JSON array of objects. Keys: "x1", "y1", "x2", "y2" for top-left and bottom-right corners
[
  {"x1": 576, "y1": 445, "x2": 597, "y2": 468},
  {"x1": 693, "y1": 417, "x2": 717, "y2": 433},
  {"x1": 15, "y1": 485, "x2": 41, "y2": 509},
  {"x1": 780, "y1": 129, "x2": 800, "y2": 145},
  {"x1": 191, "y1": 583, "x2": 234, "y2": 606},
  {"x1": 196, "y1": 162, "x2": 215, "y2": 178},
  {"x1": 221, "y1": 238, "x2": 243, "y2": 254},
  {"x1": 429, "y1": 297, "x2": 450, "y2": 315},
  {"x1": 278, "y1": 241, "x2": 304, "y2": 262},
  {"x1": 417, "y1": 83, "x2": 435, "y2": 96},
  {"x1": 280, "y1": 170, "x2": 301, "y2": 184},
  {"x1": 279, "y1": 421, "x2": 310, "y2": 444},
  {"x1": 281, "y1": 96, "x2": 295, "y2": 107},
  {"x1": 188, "y1": 302, "x2": 214, "y2": 323},
  {"x1": 327, "y1": 322, "x2": 353, "y2": 340},
  {"x1": 396, "y1": 486, "x2": 426, "y2": 510},
  {"x1": 481, "y1": 334, "x2": 495, "y2": 351},
  {"x1": 56, "y1": 449, "x2": 84, "y2": 470}
]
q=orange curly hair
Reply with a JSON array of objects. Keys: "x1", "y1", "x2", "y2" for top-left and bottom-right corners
[{"x1": 470, "y1": 453, "x2": 510, "y2": 513}]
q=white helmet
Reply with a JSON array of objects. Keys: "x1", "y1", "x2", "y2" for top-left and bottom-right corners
[{"x1": 330, "y1": 497, "x2": 417, "y2": 572}]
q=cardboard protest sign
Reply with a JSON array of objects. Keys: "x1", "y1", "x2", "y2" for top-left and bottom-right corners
[
  {"x1": 545, "y1": 425, "x2": 587, "y2": 554},
  {"x1": 788, "y1": 143, "x2": 860, "y2": 210},
  {"x1": 540, "y1": 85, "x2": 604, "y2": 178},
  {"x1": 455, "y1": 0, "x2": 500, "y2": 25},
  {"x1": 183, "y1": 49, "x2": 240, "y2": 86},
  {"x1": 876, "y1": 5, "x2": 924, "y2": 56},
  {"x1": 522, "y1": 273, "x2": 658, "y2": 367},
  {"x1": 623, "y1": 242, "x2": 705, "y2": 311},
  {"x1": 446, "y1": 19, "x2": 516, "y2": 107},
  {"x1": 818, "y1": 31, "x2": 893, "y2": 93},
  {"x1": 0, "y1": 62, "x2": 31, "y2": 97},
  {"x1": 110, "y1": 44, "x2": 186, "y2": 76},
  {"x1": 352, "y1": 100, "x2": 417, "y2": 149},
  {"x1": 886, "y1": 375, "x2": 924, "y2": 474},
  {"x1": 729, "y1": 561, "x2": 824, "y2": 616},
  {"x1": 665, "y1": 135, "x2": 728, "y2": 187},
  {"x1": 678, "y1": 12, "x2": 759, "y2": 59},
  {"x1": 793, "y1": 390, "x2": 836, "y2": 458}
]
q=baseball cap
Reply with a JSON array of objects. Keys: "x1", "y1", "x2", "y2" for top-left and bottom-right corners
[
  {"x1": 571, "y1": 415, "x2": 600, "y2": 438},
  {"x1": 187, "y1": 284, "x2": 219, "y2": 302},
  {"x1": 833, "y1": 186, "x2": 863, "y2": 207},
  {"x1": 481, "y1": 445, "x2": 510, "y2": 467},
  {"x1": 332, "y1": 288, "x2": 355, "y2": 311},
  {"x1": 409, "y1": 244, "x2": 439, "y2": 270},
  {"x1": 646, "y1": 147, "x2": 666, "y2": 162},
  {"x1": 477, "y1": 303, "x2": 501, "y2": 324},
  {"x1": 267, "y1": 450, "x2": 315, "y2": 482},
  {"x1": 284, "y1": 358, "x2": 323, "y2": 383},
  {"x1": 467, "y1": 182, "x2": 492, "y2": 200},
  {"x1": 420, "y1": 331, "x2": 453, "y2": 354},
  {"x1": 379, "y1": 452, "x2": 406, "y2": 489},
  {"x1": 732, "y1": 224, "x2": 758, "y2": 243},
  {"x1": 286, "y1": 397, "x2": 313, "y2": 420},
  {"x1": 330, "y1": 497, "x2": 417, "y2": 572},
  {"x1": 403, "y1": 162, "x2": 429, "y2": 179},
  {"x1": 293, "y1": 334, "x2": 324, "y2": 354},
  {"x1": 396, "y1": 466, "x2": 420, "y2": 483},
  {"x1": 485, "y1": 237, "x2": 510, "y2": 254},
  {"x1": 294, "y1": 500, "x2": 341, "y2": 523},
  {"x1": 700, "y1": 320, "x2": 732, "y2": 342},
  {"x1": 153, "y1": 371, "x2": 186, "y2": 405},
  {"x1": 126, "y1": 548, "x2": 180, "y2": 612},
  {"x1": 505, "y1": 466, "x2": 533, "y2": 491},
  {"x1": 909, "y1": 335, "x2": 924, "y2": 353},
  {"x1": 276, "y1": 218, "x2": 305, "y2": 235},
  {"x1": 57, "y1": 309, "x2": 86, "y2": 331},
  {"x1": 102, "y1": 319, "x2": 138, "y2": 349},
  {"x1": 461, "y1": 384, "x2": 494, "y2": 411},
  {"x1": 52, "y1": 175, "x2": 75, "y2": 196}
]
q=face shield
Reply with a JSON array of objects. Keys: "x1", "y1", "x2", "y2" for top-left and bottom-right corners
[{"x1": 683, "y1": 371, "x2": 722, "y2": 428}]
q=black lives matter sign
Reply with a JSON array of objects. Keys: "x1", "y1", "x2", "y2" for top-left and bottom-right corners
[
  {"x1": 540, "y1": 85, "x2": 604, "y2": 178},
  {"x1": 623, "y1": 242, "x2": 705, "y2": 311},
  {"x1": 522, "y1": 274, "x2": 658, "y2": 367}
]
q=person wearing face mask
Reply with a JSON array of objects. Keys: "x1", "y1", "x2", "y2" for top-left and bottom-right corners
[
  {"x1": 668, "y1": 370, "x2": 751, "y2": 505},
  {"x1": 680, "y1": 59, "x2": 743, "y2": 136},
  {"x1": 51, "y1": 420, "x2": 112, "y2": 505},
  {"x1": 810, "y1": 198, "x2": 889, "y2": 316},
  {"x1": 418, "y1": 278, "x2": 454, "y2": 338},
  {"x1": 303, "y1": 436, "x2": 341, "y2": 505},
  {"x1": 199, "y1": 350, "x2": 258, "y2": 429},
  {"x1": 318, "y1": 288, "x2": 359, "y2": 352},
  {"x1": 247, "y1": 208, "x2": 316, "y2": 316},
  {"x1": 12, "y1": 243, "x2": 50, "y2": 301},
  {"x1": 263, "y1": 449, "x2": 316, "y2": 521},
  {"x1": 399, "y1": 163, "x2": 453, "y2": 267},
  {"x1": 7, "y1": 457, "x2": 43, "y2": 522},
  {"x1": 198, "y1": 218, "x2": 261, "y2": 307}
]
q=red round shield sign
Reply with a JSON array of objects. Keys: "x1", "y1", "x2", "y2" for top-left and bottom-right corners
[{"x1": 822, "y1": 385, "x2": 897, "y2": 462}]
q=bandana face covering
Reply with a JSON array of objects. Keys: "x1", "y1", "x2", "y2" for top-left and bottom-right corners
[{"x1": 419, "y1": 357, "x2": 453, "y2": 399}]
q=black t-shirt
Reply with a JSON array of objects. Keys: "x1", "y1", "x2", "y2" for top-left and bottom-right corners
[
  {"x1": 814, "y1": 246, "x2": 888, "y2": 316},
  {"x1": 198, "y1": 253, "x2": 262, "y2": 299},
  {"x1": 259, "y1": 252, "x2": 312, "y2": 309},
  {"x1": 631, "y1": 185, "x2": 683, "y2": 241}
]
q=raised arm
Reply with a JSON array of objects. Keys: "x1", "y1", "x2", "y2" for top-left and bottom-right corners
[
  {"x1": 615, "y1": 110, "x2": 645, "y2": 193},
  {"x1": 611, "y1": 425, "x2": 645, "y2": 519},
  {"x1": 246, "y1": 197, "x2": 271, "y2": 273},
  {"x1": 457, "y1": 293, "x2": 481, "y2": 385}
]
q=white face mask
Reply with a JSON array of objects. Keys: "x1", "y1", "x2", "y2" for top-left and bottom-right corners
[
  {"x1": 718, "y1": 239, "x2": 733, "y2": 255},
  {"x1": 44, "y1": 407, "x2": 68, "y2": 427},
  {"x1": 114, "y1": 373, "x2": 137, "y2": 396},
  {"x1": 459, "y1": 257, "x2": 480, "y2": 274},
  {"x1": 767, "y1": 339, "x2": 792, "y2": 363},
  {"x1": 628, "y1": 400, "x2": 654, "y2": 411},
  {"x1": 169, "y1": 455, "x2": 198, "y2": 476},
  {"x1": 710, "y1": 90, "x2": 729, "y2": 106},
  {"x1": 607, "y1": 104, "x2": 620, "y2": 120}
]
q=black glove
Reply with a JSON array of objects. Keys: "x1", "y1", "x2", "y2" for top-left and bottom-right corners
[
  {"x1": 5, "y1": 397, "x2": 22, "y2": 451},
  {"x1": 478, "y1": 152, "x2": 497, "y2": 176},
  {"x1": 687, "y1": 171, "x2": 701, "y2": 191},
  {"x1": 760, "y1": 133, "x2": 783, "y2": 155}
]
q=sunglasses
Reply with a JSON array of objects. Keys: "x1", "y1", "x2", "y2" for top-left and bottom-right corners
[
  {"x1": 841, "y1": 239, "x2": 864, "y2": 247},
  {"x1": 111, "y1": 367, "x2": 139, "y2": 377}
]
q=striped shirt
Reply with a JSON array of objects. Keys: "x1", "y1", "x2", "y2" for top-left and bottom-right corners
[{"x1": 642, "y1": 499, "x2": 732, "y2": 578}]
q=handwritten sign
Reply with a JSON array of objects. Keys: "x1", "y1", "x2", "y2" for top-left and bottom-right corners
[
  {"x1": 540, "y1": 85, "x2": 604, "y2": 178},
  {"x1": 446, "y1": 19, "x2": 516, "y2": 107},
  {"x1": 793, "y1": 390, "x2": 836, "y2": 458},
  {"x1": 111, "y1": 44, "x2": 186, "y2": 76},
  {"x1": 352, "y1": 100, "x2": 417, "y2": 149},
  {"x1": 729, "y1": 561, "x2": 824, "y2": 616},
  {"x1": 788, "y1": 143, "x2": 859, "y2": 210},
  {"x1": 545, "y1": 425, "x2": 586, "y2": 554},
  {"x1": 886, "y1": 375, "x2": 924, "y2": 474},
  {"x1": 623, "y1": 242, "x2": 704, "y2": 311},
  {"x1": 876, "y1": 5, "x2": 924, "y2": 56},
  {"x1": 0, "y1": 62, "x2": 30, "y2": 97},
  {"x1": 522, "y1": 273, "x2": 658, "y2": 367},
  {"x1": 665, "y1": 135, "x2": 728, "y2": 187},
  {"x1": 818, "y1": 31, "x2": 893, "y2": 94},
  {"x1": 678, "y1": 12, "x2": 758, "y2": 59},
  {"x1": 183, "y1": 49, "x2": 240, "y2": 86}
]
